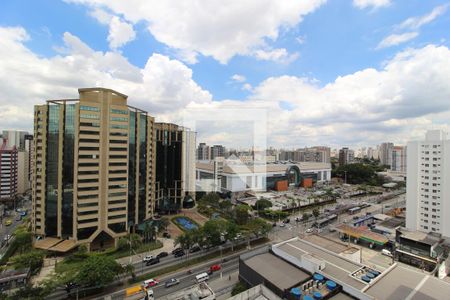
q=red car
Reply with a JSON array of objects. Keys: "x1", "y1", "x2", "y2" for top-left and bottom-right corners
[
  {"x1": 210, "y1": 264, "x2": 221, "y2": 272},
  {"x1": 143, "y1": 279, "x2": 159, "y2": 288}
]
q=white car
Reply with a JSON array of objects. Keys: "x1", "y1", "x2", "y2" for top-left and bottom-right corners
[
  {"x1": 143, "y1": 255, "x2": 154, "y2": 262},
  {"x1": 279, "y1": 223, "x2": 286, "y2": 227},
  {"x1": 306, "y1": 228, "x2": 314, "y2": 233}
]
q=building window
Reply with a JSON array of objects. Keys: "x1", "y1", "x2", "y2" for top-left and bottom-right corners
[
  {"x1": 80, "y1": 105, "x2": 100, "y2": 112},
  {"x1": 111, "y1": 109, "x2": 128, "y2": 115}
]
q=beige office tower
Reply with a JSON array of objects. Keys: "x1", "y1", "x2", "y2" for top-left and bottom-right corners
[{"x1": 33, "y1": 88, "x2": 155, "y2": 252}]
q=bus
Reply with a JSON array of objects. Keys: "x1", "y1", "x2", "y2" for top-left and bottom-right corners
[
  {"x1": 348, "y1": 207, "x2": 361, "y2": 215},
  {"x1": 313, "y1": 214, "x2": 338, "y2": 228}
]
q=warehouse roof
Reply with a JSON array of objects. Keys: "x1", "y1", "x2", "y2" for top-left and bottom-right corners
[{"x1": 243, "y1": 252, "x2": 310, "y2": 291}]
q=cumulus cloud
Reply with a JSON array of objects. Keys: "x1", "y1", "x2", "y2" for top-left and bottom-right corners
[
  {"x1": 353, "y1": 0, "x2": 391, "y2": 10},
  {"x1": 89, "y1": 7, "x2": 136, "y2": 49},
  {"x1": 0, "y1": 26, "x2": 211, "y2": 130},
  {"x1": 376, "y1": 32, "x2": 419, "y2": 49},
  {"x1": 66, "y1": 0, "x2": 326, "y2": 63},
  {"x1": 2, "y1": 26, "x2": 450, "y2": 148}
]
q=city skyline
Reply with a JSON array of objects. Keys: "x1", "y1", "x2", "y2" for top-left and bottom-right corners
[{"x1": 1, "y1": 1, "x2": 450, "y2": 148}]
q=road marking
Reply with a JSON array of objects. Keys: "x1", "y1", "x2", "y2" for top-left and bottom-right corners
[{"x1": 404, "y1": 275, "x2": 429, "y2": 300}]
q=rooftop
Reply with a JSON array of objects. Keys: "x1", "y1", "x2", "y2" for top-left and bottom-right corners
[
  {"x1": 397, "y1": 227, "x2": 441, "y2": 246},
  {"x1": 243, "y1": 252, "x2": 310, "y2": 291},
  {"x1": 196, "y1": 161, "x2": 331, "y2": 175},
  {"x1": 302, "y1": 234, "x2": 359, "y2": 255}
]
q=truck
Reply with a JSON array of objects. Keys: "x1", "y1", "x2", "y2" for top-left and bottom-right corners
[{"x1": 124, "y1": 286, "x2": 153, "y2": 300}]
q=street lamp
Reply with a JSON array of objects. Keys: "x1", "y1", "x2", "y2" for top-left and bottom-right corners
[{"x1": 219, "y1": 246, "x2": 223, "y2": 279}]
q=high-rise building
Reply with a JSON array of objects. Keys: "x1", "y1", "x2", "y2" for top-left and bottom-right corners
[
  {"x1": 197, "y1": 142, "x2": 210, "y2": 161},
  {"x1": 392, "y1": 146, "x2": 407, "y2": 172},
  {"x1": 211, "y1": 145, "x2": 225, "y2": 159},
  {"x1": 338, "y1": 147, "x2": 354, "y2": 165},
  {"x1": 406, "y1": 130, "x2": 450, "y2": 238},
  {"x1": 32, "y1": 88, "x2": 156, "y2": 252},
  {"x1": 379, "y1": 142, "x2": 394, "y2": 167},
  {"x1": 297, "y1": 146, "x2": 331, "y2": 163},
  {"x1": 0, "y1": 140, "x2": 18, "y2": 201},
  {"x1": 1, "y1": 130, "x2": 28, "y2": 150},
  {"x1": 154, "y1": 123, "x2": 194, "y2": 213}
]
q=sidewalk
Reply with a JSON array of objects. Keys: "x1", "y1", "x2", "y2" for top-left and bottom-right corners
[{"x1": 116, "y1": 238, "x2": 175, "y2": 265}]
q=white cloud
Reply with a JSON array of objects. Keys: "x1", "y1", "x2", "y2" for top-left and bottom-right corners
[
  {"x1": 376, "y1": 32, "x2": 418, "y2": 49},
  {"x1": 231, "y1": 74, "x2": 246, "y2": 83},
  {"x1": 66, "y1": 0, "x2": 326, "y2": 63},
  {"x1": 242, "y1": 83, "x2": 253, "y2": 92},
  {"x1": 353, "y1": 0, "x2": 391, "y2": 10},
  {"x1": 253, "y1": 48, "x2": 299, "y2": 64},
  {"x1": 2, "y1": 26, "x2": 450, "y2": 148},
  {"x1": 89, "y1": 8, "x2": 136, "y2": 49},
  {"x1": 0, "y1": 26, "x2": 211, "y2": 130},
  {"x1": 107, "y1": 16, "x2": 136, "y2": 49},
  {"x1": 399, "y1": 4, "x2": 450, "y2": 30},
  {"x1": 377, "y1": 4, "x2": 449, "y2": 50}
]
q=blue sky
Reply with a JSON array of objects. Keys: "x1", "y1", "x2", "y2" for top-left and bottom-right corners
[{"x1": 1, "y1": 0, "x2": 450, "y2": 148}]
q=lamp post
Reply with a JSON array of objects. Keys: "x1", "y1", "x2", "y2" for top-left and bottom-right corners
[{"x1": 219, "y1": 246, "x2": 223, "y2": 279}]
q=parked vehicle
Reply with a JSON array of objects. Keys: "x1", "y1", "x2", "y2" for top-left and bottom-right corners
[
  {"x1": 210, "y1": 264, "x2": 221, "y2": 272},
  {"x1": 279, "y1": 223, "x2": 286, "y2": 227},
  {"x1": 381, "y1": 249, "x2": 393, "y2": 257},
  {"x1": 5, "y1": 220, "x2": 12, "y2": 226},
  {"x1": 16, "y1": 215, "x2": 22, "y2": 222},
  {"x1": 142, "y1": 279, "x2": 159, "y2": 288},
  {"x1": 283, "y1": 219, "x2": 290, "y2": 224},
  {"x1": 146, "y1": 257, "x2": 160, "y2": 266},
  {"x1": 163, "y1": 232, "x2": 171, "y2": 238},
  {"x1": 164, "y1": 278, "x2": 180, "y2": 288},
  {"x1": 4, "y1": 234, "x2": 11, "y2": 241},
  {"x1": 189, "y1": 244, "x2": 201, "y2": 253},
  {"x1": 20, "y1": 211, "x2": 27, "y2": 217},
  {"x1": 306, "y1": 228, "x2": 313, "y2": 233},
  {"x1": 174, "y1": 250, "x2": 185, "y2": 258},
  {"x1": 172, "y1": 247, "x2": 183, "y2": 254},
  {"x1": 195, "y1": 272, "x2": 209, "y2": 283},
  {"x1": 156, "y1": 251, "x2": 168, "y2": 259},
  {"x1": 143, "y1": 255, "x2": 154, "y2": 262}
]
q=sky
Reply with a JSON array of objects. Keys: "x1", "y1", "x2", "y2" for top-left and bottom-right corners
[{"x1": 1, "y1": 0, "x2": 450, "y2": 149}]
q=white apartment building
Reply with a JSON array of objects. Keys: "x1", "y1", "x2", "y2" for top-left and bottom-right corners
[{"x1": 406, "y1": 130, "x2": 450, "y2": 238}]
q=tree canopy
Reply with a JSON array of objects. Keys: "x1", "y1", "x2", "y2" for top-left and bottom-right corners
[{"x1": 74, "y1": 255, "x2": 123, "y2": 287}]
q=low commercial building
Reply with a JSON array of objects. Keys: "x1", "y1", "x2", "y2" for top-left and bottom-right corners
[
  {"x1": 395, "y1": 227, "x2": 445, "y2": 272},
  {"x1": 266, "y1": 237, "x2": 450, "y2": 300},
  {"x1": 227, "y1": 284, "x2": 282, "y2": 300},
  {"x1": 196, "y1": 160, "x2": 331, "y2": 194}
]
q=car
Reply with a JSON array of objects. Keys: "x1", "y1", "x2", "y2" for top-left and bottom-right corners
[
  {"x1": 156, "y1": 251, "x2": 168, "y2": 259},
  {"x1": 143, "y1": 255, "x2": 154, "y2": 262},
  {"x1": 272, "y1": 223, "x2": 277, "y2": 227},
  {"x1": 352, "y1": 216, "x2": 359, "y2": 220},
  {"x1": 279, "y1": 223, "x2": 286, "y2": 227},
  {"x1": 142, "y1": 279, "x2": 159, "y2": 288},
  {"x1": 16, "y1": 215, "x2": 22, "y2": 222},
  {"x1": 189, "y1": 245, "x2": 201, "y2": 253},
  {"x1": 147, "y1": 289, "x2": 154, "y2": 300},
  {"x1": 4, "y1": 234, "x2": 11, "y2": 241},
  {"x1": 234, "y1": 233, "x2": 243, "y2": 240},
  {"x1": 283, "y1": 219, "x2": 290, "y2": 224},
  {"x1": 381, "y1": 249, "x2": 393, "y2": 257},
  {"x1": 164, "y1": 278, "x2": 180, "y2": 288},
  {"x1": 306, "y1": 228, "x2": 314, "y2": 233},
  {"x1": 172, "y1": 247, "x2": 183, "y2": 254},
  {"x1": 5, "y1": 220, "x2": 12, "y2": 226},
  {"x1": 163, "y1": 232, "x2": 171, "y2": 238},
  {"x1": 210, "y1": 264, "x2": 221, "y2": 272},
  {"x1": 174, "y1": 250, "x2": 185, "y2": 258},
  {"x1": 20, "y1": 211, "x2": 27, "y2": 217},
  {"x1": 146, "y1": 257, "x2": 160, "y2": 266}
]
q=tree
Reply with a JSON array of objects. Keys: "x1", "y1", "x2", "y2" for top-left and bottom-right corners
[
  {"x1": 159, "y1": 217, "x2": 170, "y2": 232},
  {"x1": 302, "y1": 213, "x2": 310, "y2": 222},
  {"x1": 234, "y1": 205, "x2": 251, "y2": 225},
  {"x1": 312, "y1": 208, "x2": 320, "y2": 220},
  {"x1": 174, "y1": 232, "x2": 193, "y2": 250},
  {"x1": 129, "y1": 233, "x2": 142, "y2": 250},
  {"x1": 202, "y1": 219, "x2": 228, "y2": 246},
  {"x1": 199, "y1": 193, "x2": 221, "y2": 208},
  {"x1": 14, "y1": 231, "x2": 32, "y2": 254},
  {"x1": 116, "y1": 237, "x2": 129, "y2": 251},
  {"x1": 142, "y1": 223, "x2": 157, "y2": 243},
  {"x1": 247, "y1": 218, "x2": 271, "y2": 236},
  {"x1": 11, "y1": 250, "x2": 46, "y2": 274},
  {"x1": 75, "y1": 255, "x2": 123, "y2": 287},
  {"x1": 254, "y1": 199, "x2": 272, "y2": 211}
]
